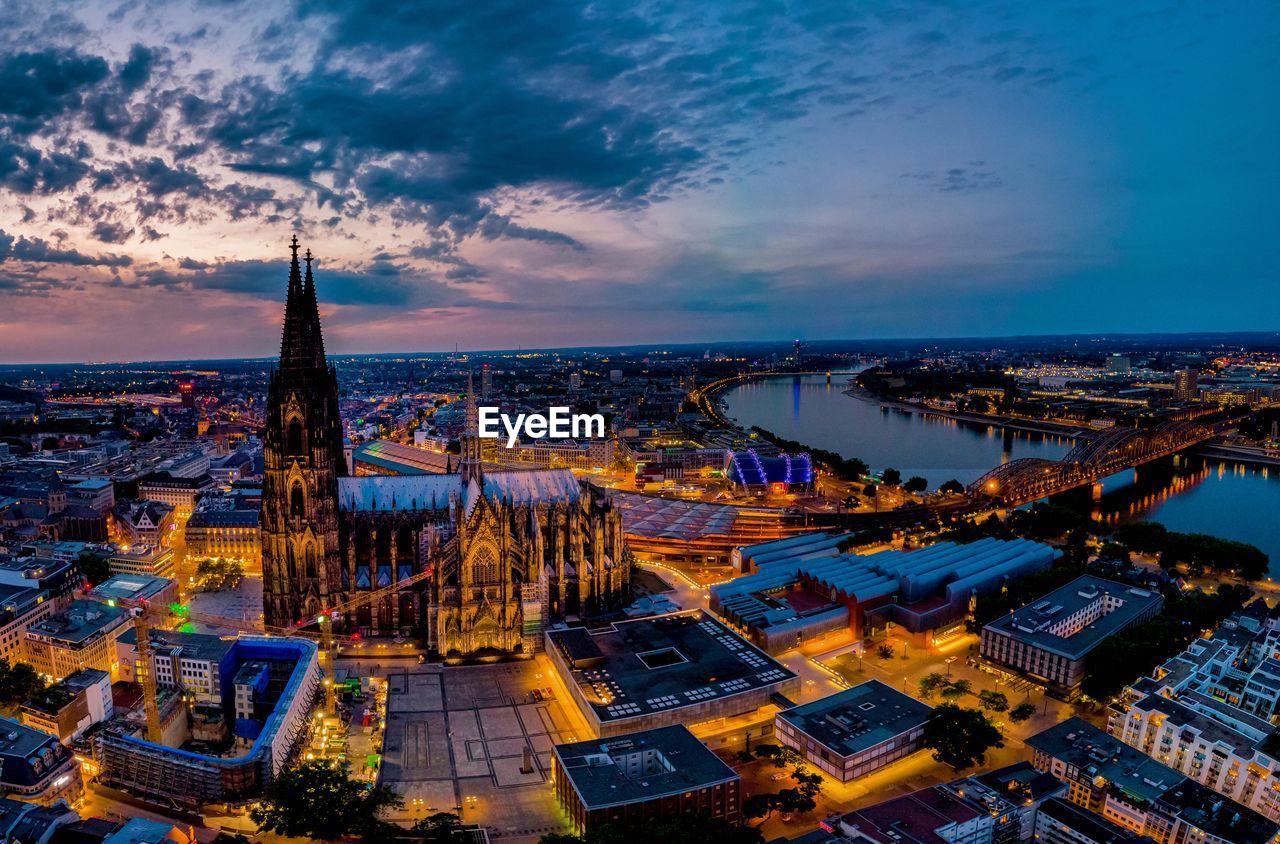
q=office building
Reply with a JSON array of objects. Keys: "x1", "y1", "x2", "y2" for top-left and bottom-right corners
[
  {"x1": 136, "y1": 473, "x2": 214, "y2": 515},
  {"x1": 775, "y1": 680, "x2": 932, "y2": 782},
  {"x1": 88, "y1": 574, "x2": 179, "y2": 612},
  {"x1": 19, "y1": 667, "x2": 112, "y2": 743},
  {"x1": 546, "y1": 611, "x2": 800, "y2": 737},
  {"x1": 1174, "y1": 369, "x2": 1199, "y2": 402},
  {"x1": 116, "y1": 628, "x2": 235, "y2": 708},
  {"x1": 0, "y1": 584, "x2": 52, "y2": 663},
  {"x1": 107, "y1": 546, "x2": 175, "y2": 578},
  {"x1": 0, "y1": 553, "x2": 80, "y2": 609},
  {"x1": 183, "y1": 506, "x2": 260, "y2": 567},
  {"x1": 23, "y1": 599, "x2": 130, "y2": 681},
  {"x1": 980, "y1": 575, "x2": 1164, "y2": 699},
  {"x1": 837, "y1": 778, "x2": 1024, "y2": 844},
  {"x1": 551, "y1": 724, "x2": 740, "y2": 835}
]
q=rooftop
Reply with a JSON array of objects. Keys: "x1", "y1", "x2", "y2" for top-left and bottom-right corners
[
  {"x1": 89, "y1": 573, "x2": 174, "y2": 603},
  {"x1": 1027, "y1": 718, "x2": 1182, "y2": 804},
  {"x1": 119, "y1": 627, "x2": 236, "y2": 664},
  {"x1": 1037, "y1": 797, "x2": 1146, "y2": 843},
  {"x1": 777, "y1": 680, "x2": 932, "y2": 758},
  {"x1": 547, "y1": 611, "x2": 797, "y2": 723},
  {"x1": 985, "y1": 575, "x2": 1163, "y2": 660},
  {"x1": 26, "y1": 599, "x2": 128, "y2": 646},
  {"x1": 553, "y1": 724, "x2": 737, "y2": 809}
]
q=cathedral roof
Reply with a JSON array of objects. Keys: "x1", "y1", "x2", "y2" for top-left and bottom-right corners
[{"x1": 337, "y1": 469, "x2": 581, "y2": 513}]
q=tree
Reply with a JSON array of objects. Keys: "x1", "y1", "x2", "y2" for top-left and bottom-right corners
[
  {"x1": 77, "y1": 550, "x2": 112, "y2": 586},
  {"x1": 903, "y1": 476, "x2": 928, "y2": 494},
  {"x1": 250, "y1": 761, "x2": 402, "y2": 839},
  {"x1": 1009, "y1": 702, "x2": 1037, "y2": 723},
  {"x1": 0, "y1": 659, "x2": 46, "y2": 709},
  {"x1": 1115, "y1": 521, "x2": 1169, "y2": 555},
  {"x1": 881, "y1": 468, "x2": 902, "y2": 486},
  {"x1": 940, "y1": 679, "x2": 971, "y2": 699},
  {"x1": 921, "y1": 704, "x2": 1005, "y2": 772},
  {"x1": 877, "y1": 643, "x2": 895, "y2": 660},
  {"x1": 413, "y1": 812, "x2": 464, "y2": 841},
  {"x1": 918, "y1": 672, "x2": 946, "y2": 700},
  {"x1": 752, "y1": 742, "x2": 802, "y2": 769},
  {"x1": 939, "y1": 479, "x2": 966, "y2": 495},
  {"x1": 978, "y1": 690, "x2": 1009, "y2": 712}
]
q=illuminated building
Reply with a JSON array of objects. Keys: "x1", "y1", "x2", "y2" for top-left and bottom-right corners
[
  {"x1": 23, "y1": 599, "x2": 130, "y2": 682},
  {"x1": 94, "y1": 637, "x2": 319, "y2": 809},
  {"x1": 980, "y1": 576, "x2": 1163, "y2": 700},
  {"x1": 19, "y1": 667, "x2": 112, "y2": 743},
  {"x1": 0, "y1": 716, "x2": 83, "y2": 806},
  {"x1": 1174, "y1": 368, "x2": 1199, "y2": 402},
  {"x1": 0, "y1": 584, "x2": 52, "y2": 664},
  {"x1": 546, "y1": 611, "x2": 800, "y2": 738},
  {"x1": 1027, "y1": 718, "x2": 1280, "y2": 844},
  {"x1": 714, "y1": 537, "x2": 1059, "y2": 653},
  {"x1": 261, "y1": 240, "x2": 629, "y2": 656},
  {"x1": 727, "y1": 450, "x2": 813, "y2": 493},
  {"x1": 551, "y1": 725, "x2": 740, "y2": 835},
  {"x1": 776, "y1": 680, "x2": 931, "y2": 782}
]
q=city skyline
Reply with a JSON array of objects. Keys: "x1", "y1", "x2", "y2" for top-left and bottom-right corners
[{"x1": 0, "y1": 1, "x2": 1276, "y2": 363}]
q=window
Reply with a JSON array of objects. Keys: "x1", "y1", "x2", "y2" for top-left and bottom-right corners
[
  {"x1": 287, "y1": 419, "x2": 304, "y2": 454},
  {"x1": 290, "y1": 482, "x2": 305, "y2": 517}
]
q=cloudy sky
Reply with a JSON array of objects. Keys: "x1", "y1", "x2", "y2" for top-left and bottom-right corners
[{"x1": 0, "y1": 1, "x2": 1276, "y2": 363}]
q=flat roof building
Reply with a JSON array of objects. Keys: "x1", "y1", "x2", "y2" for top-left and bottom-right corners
[
  {"x1": 981, "y1": 575, "x2": 1163, "y2": 699},
  {"x1": 24, "y1": 599, "x2": 130, "y2": 682},
  {"x1": 775, "y1": 680, "x2": 932, "y2": 782},
  {"x1": 713, "y1": 537, "x2": 1061, "y2": 653},
  {"x1": 1027, "y1": 718, "x2": 1280, "y2": 844},
  {"x1": 551, "y1": 724, "x2": 740, "y2": 835},
  {"x1": 88, "y1": 574, "x2": 179, "y2": 611},
  {"x1": 0, "y1": 583, "x2": 52, "y2": 664},
  {"x1": 107, "y1": 545, "x2": 175, "y2": 578},
  {"x1": 546, "y1": 611, "x2": 800, "y2": 737}
]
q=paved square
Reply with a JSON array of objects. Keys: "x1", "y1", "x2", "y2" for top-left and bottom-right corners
[{"x1": 379, "y1": 658, "x2": 591, "y2": 841}]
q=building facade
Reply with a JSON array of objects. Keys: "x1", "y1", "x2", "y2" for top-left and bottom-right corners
[
  {"x1": 775, "y1": 680, "x2": 932, "y2": 782},
  {"x1": 551, "y1": 725, "x2": 740, "y2": 835},
  {"x1": 980, "y1": 576, "x2": 1164, "y2": 699},
  {"x1": 260, "y1": 240, "x2": 630, "y2": 657}
]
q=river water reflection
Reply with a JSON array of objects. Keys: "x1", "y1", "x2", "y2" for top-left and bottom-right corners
[{"x1": 722, "y1": 374, "x2": 1280, "y2": 574}]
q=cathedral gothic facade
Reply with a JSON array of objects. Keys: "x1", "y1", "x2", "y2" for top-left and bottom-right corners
[{"x1": 261, "y1": 240, "x2": 631, "y2": 658}]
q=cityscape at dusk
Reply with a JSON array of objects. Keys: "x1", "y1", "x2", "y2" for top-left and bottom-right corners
[{"x1": 1, "y1": 3, "x2": 1279, "y2": 844}]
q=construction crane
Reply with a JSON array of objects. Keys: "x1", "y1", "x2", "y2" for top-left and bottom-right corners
[
  {"x1": 298, "y1": 564, "x2": 436, "y2": 713},
  {"x1": 129, "y1": 601, "x2": 164, "y2": 744},
  {"x1": 127, "y1": 565, "x2": 437, "y2": 728}
]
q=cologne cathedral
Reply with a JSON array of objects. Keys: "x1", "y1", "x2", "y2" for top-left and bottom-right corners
[{"x1": 261, "y1": 238, "x2": 630, "y2": 658}]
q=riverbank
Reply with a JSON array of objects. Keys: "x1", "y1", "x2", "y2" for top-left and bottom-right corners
[{"x1": 842, "y1": 384, "x2": 1087, "y2": 439}]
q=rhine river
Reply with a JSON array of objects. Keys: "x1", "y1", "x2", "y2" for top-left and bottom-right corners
[{"x1": 722, "y1": 373, "x2": 1280, "y2": 574}]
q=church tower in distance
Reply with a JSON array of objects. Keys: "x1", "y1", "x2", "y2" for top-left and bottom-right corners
[{"x1": 261, "y1": 236, "x2": 346, "y2": 628}]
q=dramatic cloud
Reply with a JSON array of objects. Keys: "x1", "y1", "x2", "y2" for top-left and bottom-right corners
[{"x1": 0, "y1": 0, "x2": 1275, "y2": 361}]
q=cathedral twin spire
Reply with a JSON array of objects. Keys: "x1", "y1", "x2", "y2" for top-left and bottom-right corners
[{"x1": 279, "y1": 234, "x2": 327, "y2": 371}]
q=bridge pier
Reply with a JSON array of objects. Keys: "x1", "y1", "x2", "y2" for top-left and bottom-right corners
[{"x1": 1091, "y1": 482, "x2": 1104, "y2": 502}]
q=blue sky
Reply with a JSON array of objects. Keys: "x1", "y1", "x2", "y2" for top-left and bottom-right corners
[{"x1": 0, "y1": 1, "x2": 1276, "y2": 362}]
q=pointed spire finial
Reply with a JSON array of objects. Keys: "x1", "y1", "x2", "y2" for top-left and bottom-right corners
[
  {"x1": 304, "y1": 248, "x2": 313, "y2": 269},
  {"x1": 290, "y1": 234, "x2": 300, "y2": 259}
]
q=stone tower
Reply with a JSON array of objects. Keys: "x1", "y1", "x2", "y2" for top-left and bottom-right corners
[{"x1": 261, "y1": 236, "x2": 346, "y2": 628}]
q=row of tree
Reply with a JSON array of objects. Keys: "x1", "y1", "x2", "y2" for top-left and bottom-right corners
[{"x1": 1115, "y1": 521, "x2": 1270, "y2": 581}]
